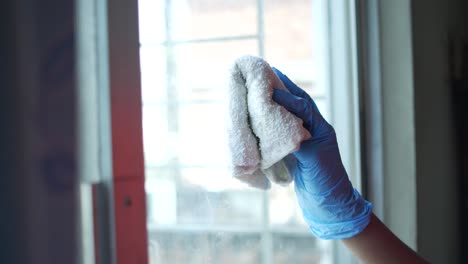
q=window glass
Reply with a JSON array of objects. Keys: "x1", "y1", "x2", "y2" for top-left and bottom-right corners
[
  {"x1": 264, "y1": 0, "x2": 326, "y2": 96},
  {"x1": 268, "y1": 185, "x2": 305, "y2": 228},
  {"x1": 146, "y1": 173, "x2": 264, "y2": 227},
  {"x1": 171, "y1": 40, "x2": 258, "y2": 102},
  {"x1": 139, "y1": 0, "x2": 334, "y2": 263},
  {"x1": 140, "y1": 46, "x2": 167, "y2": 103},
  {"x1": 170, "y1": 0, "x2": 258, "y2": 41},
  {"x1": 143, "y1": 103, "x2": 228, "y2": 167},
  {"x1": 148, "y1": 233, "x2": 261, "y2": 264},
  {"x1": 272, "y1": 234, "x2": 324, "y2": 264},
  {"x1": 138, "y1": 0, "x2": 166, "y2": 43}
]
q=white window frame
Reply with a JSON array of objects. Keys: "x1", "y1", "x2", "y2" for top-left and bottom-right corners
[
  {"x1": 76, "y1": 0, "x2": 116, "y2": 263},
  {"x1": 356, "y1": 0, "x2": 417, "y2": 250}
]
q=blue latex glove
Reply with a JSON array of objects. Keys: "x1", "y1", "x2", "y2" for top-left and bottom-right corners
[{"x1": 272, "y1": 68, "x2": 372, "y2": 240}]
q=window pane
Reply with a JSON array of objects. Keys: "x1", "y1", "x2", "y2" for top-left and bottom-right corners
[
  {"x1": 146, "y1": 167, "x2": 264, "y2": 226},
  {"x1": 143, "y1": 103, "x2": 229, "y2": 167},
  {"x1": 142, "y1": 105, "x2": 172, "y2": 167},
  {"x1": 273, "y1": 234, "x2": 325, "y2": 264},
  {"x1": 140, "y1": 46, "x2": 167, "y2": 103},
  {"x1": 178, "y1": 103, "x2": 227, "y2": 166},
  {"x1": 264, "y1": 0, "x2": 313, "y2": 62},
  {"x1": 149, "y1": 232, "x2": 261, "y2": 264},
  {"x1": 269, "y1": 185, "x2": 306, "y2": 228},
  {"x1": 146, "y1": 171, "x2": 177, "y2": 225},
  {"x1": 171, "y1": 40, "x2": 258, "y2": 102},
  {"x1": 140, "y1": 0, "x2": 337, "y2": 263},
  {"x1": 140, "y1": 40, "x2": 258, "y2": 104},
  {"x1": 180, "y1": 167, "x2": 252, "y2": 192},
  {"x1": 138, "y1": 0, "x2": 166, "y2": 43},
  {"x1": 264, "y1": 0, "x2": 326, "y2": 97},
  {"x1": 170, "y1": 0, "x2": 257, "y2": 41},
  {"x1": 176, "y1": 181, "x2": 263, "y2": 226}
]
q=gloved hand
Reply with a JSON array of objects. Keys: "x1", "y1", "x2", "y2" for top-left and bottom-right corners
[{"x1": 272, "y1": 67, "x2": 372, "y2": 240}]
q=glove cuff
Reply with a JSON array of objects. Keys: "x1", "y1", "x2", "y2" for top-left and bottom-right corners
[{"x1": 306, "y1": 190, "x2": 372, "y2": 240}]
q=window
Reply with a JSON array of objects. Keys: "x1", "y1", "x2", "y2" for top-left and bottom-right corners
[{"x1": 138, "y1": 0, "x2": 359, "y2": 263}]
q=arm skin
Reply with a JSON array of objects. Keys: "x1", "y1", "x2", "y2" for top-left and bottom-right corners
[{"x1": 342, "y1": 213, "x2": 429, "y2": 264}]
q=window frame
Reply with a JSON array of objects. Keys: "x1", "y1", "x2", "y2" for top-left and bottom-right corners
[{"x1": 355, "y1": 0, "x2": 417, "y2": 250}]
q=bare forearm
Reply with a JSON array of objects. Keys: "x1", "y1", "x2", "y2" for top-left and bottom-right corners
[{"x1": 342, "y1": 213, "x2": 428, "y2": 264}]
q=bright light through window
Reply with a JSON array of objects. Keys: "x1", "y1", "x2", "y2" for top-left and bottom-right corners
[{"x1": 139, "y1": 0, "x2": 333, "y2": 263}]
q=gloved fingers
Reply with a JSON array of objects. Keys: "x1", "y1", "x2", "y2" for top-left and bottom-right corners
[
  {"x1": 272, "y1": 67, "x2": 313, "y2": 102},
  {"x1": 274, "y1": 88, "x2": 335, "y2": 139},
  {"x1": 284, "y1": 154, "x2": 309, "y2": 190},
  {"x1": 272, "y1": 67, "x2": 323, "y2": 115},
  {"x1": 273, "y1": 89, "x2": 313, "y2": 128}
]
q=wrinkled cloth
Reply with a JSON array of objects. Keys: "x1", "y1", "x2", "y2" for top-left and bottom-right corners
[{"x1": 226, "y1": 55, "x2": 311, "y2": 189}]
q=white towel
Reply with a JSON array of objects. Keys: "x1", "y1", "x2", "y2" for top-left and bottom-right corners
[{"x1": 226, "y1": 55, "x2": 311, "y2": 189}]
